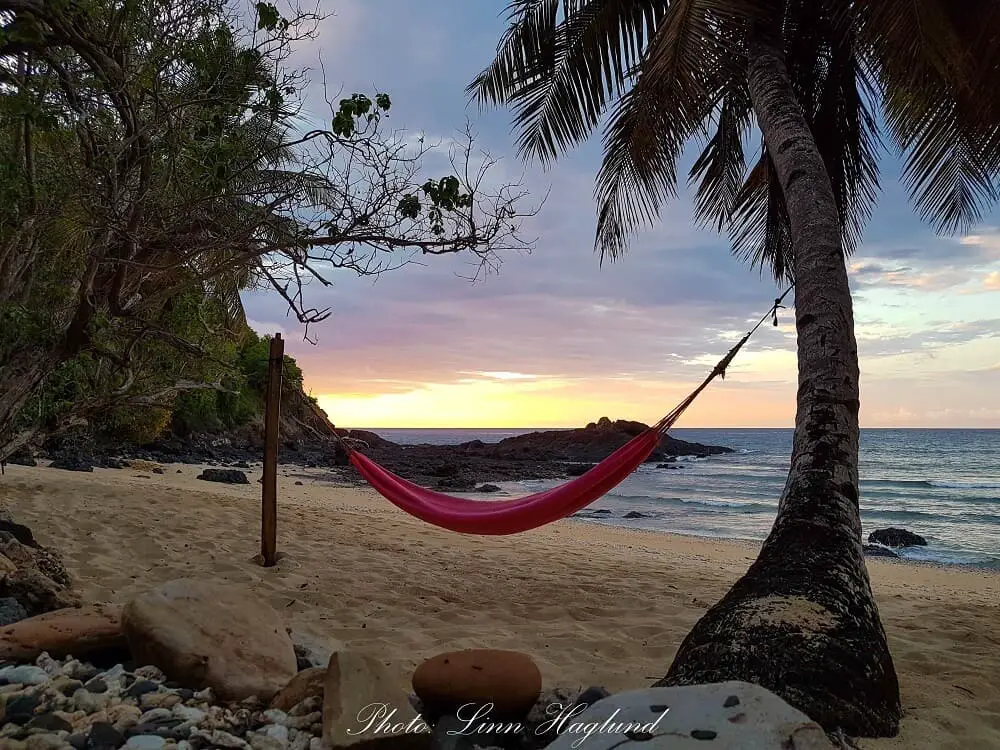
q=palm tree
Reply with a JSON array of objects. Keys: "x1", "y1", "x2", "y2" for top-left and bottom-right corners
[{"x1": 471, "y1": 0, "x2": 1000, "y2": 737}]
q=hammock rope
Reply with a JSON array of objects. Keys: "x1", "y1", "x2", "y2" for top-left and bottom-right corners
[{"x1": 336, "y1": 285, "x2": 794, "y2": 535}]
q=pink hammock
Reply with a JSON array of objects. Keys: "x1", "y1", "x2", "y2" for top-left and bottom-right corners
[
  {"x1": 350, "y1": 427, "x2": 660, "y2": 534},
  {"x1": 344, "y1": 290, "x2": 791, "y2": 535}
]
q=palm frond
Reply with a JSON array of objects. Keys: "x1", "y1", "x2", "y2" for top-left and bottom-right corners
[
  {"x1": 729, "y1": 148, "x2": 793, "y2": 281},
  {"x1": 861, "y1": 0, "x2": 1000, "y2": 234},
  {"x1": 594, "y1": 0, "x2": 743, "y2": 261},
  {"x1": 470, "y1": 0, "x2": 668, "y2": 163}
]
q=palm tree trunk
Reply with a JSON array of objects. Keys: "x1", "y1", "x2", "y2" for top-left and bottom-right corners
[{"x1": 656, "y1": 32, "x2": 901, "y2": 737}]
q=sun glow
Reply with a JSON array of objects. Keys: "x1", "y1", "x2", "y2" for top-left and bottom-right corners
[{"x1": 315, "y1": 375, "x2": 797, "y2": 429}]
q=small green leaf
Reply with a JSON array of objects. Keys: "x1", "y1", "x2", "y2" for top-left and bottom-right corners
[{"x1": 256, "y1": 2, "x2": 280, "y2": 31}]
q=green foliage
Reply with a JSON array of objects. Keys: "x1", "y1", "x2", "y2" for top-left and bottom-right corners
[
  {"x1": 331, "y1": 93, "x2": 391, "y2": 137},
  {"x1": 397, "y1": 176, "x2": 473, "y2": 234},
  {"x1": 169, "y1": 330, "x2": 306, "y2": 438}
]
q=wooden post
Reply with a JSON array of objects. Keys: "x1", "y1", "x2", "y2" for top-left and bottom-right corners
[{"x1": 260, "y1": 333, "x2": 283, "y2": 567}]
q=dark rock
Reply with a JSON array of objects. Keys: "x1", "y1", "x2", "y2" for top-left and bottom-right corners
[
  {"x1": 0, "y1": 596, "x2": 29, "y2": 626},
  {"x1": 593, "y1": 509, "x2": 612, "y2": 515},
  {"x1": 98, "y1": 458, "x2": 125, "y2": 469},
  {"x1": 27, "y1": 712, "x2": 74, "y2": 732},
  {"x1": 435, "y1": 476, "x2": 476, "y2": 491},
  {"x1": 177, "y1": 688, "x2": 195, "y2": 701},
  {"x1": 7, "y1": 452, "x2": 37, "y2": 467},
  {"x1": 574, "y1": 686, "x2": 611, "y2": 709},
  {"x1": 125, "y1": 678, "x2": 160, "y2": 698},
  {"x1": 868, "y1": 528, "x2": 927, "y2": 548},
  {"x1": 623, "y1": 511, "x2": 646, "y2": 519},
  {"x1": 196, "y1": 468, "x2": 249, "y2": 485},
  {"x1": 84, "y1": 677, "x2": 108, "y2": 693},
  {"x1": 69, "y1": 732, "x2": 88, "y2": 750},
  {"x1": 294, "y1": 481, "x2": 304, "y2": 486},
  {"x1": 151, "y1": 467, "x2": 164, "y2": 474},
  {"x1": 565, "y1": 463, "x2": 595, "y2": 477},
  {"x1": 490, "y1": 417, "x2": 732, "y2": 463},
  {"x1": 3, "y1": 693, "x2": 42, "y2": 723},
  {"x1": 87, "y1": 721, "x2": 125, "y2": 750},
  {"x1": 863, "y1": 545, "x2": 900, "y2": 559},
  {"x1": 0, "y1": 519, "x2": 38, "y2": 547},
  {"x1": 50, "y1": 455, "x2": 95, "y2": 472},
  {"x1": 476, "y1": 484, "x2": 502, "y2": 493},
  {"x1": 0, "y1": 567, "x2": 81, "y2": 616}
]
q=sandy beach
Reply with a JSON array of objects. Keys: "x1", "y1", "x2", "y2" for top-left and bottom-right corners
[{"x1": 2, "y1": 462, "x2": 999, "y2": 749}]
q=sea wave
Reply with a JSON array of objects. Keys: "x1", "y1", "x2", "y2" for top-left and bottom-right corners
[{"x1": 928, "y1": 480, "x2": 1000, "y2": 490}]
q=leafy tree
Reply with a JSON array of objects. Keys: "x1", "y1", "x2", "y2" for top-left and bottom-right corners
[
  {"x1": 472, "y1": 0, "x2": 1000, "y2": 737},
  {"x1": 0, "y1": 0, "x2": 536, "y2": 456}
]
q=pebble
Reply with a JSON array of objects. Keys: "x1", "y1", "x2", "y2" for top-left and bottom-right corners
[
  {"x1": 171, "y1": 705, "x2": 204, "y2": 724},
  {"x1": 262, "y1": 725, "x2": 289, "y2": 743},
  {"x1": 24, "y1": 735, "x2": 67, "y2": 750},
  {"x1": 25, "y1": 712, "x2": 73, "y2": 732},
  {"x1": 261, "y1": 709, "x2": 289, "y2": 727},
  {"x1": 106, "y1": 703, "x2": 142, "y2": 729},
  {"x1": 0, "y1": 665, "x2": 50, "y2": 685},
  {"x1": 126, "y1": 680, "x2": 160, "y2": 700},
  {"x1": 0, "y1": 653, "x2": 331, "y2": 750},
  {"x1": 132, "y1": 667, "x2": 165, "y2": 683},
  {"x1": 137, "y1": 708, "x2": 173, "y2": 725},
  {"x1": 84, "y1": 678, "x2": 108, "y2": 694},
  {"x1": 73, "y1": 688, "x2": 109, "y2": 713},
  {"x1": 189, "y1": 729, "x2": 250, "y2": 749},
  {"x1": 87, "y1": 722, "x2": 125, "y2": 750},
  {"x1": 140, "y1": 692, "x2": 180, "y2": 710},
  {"x1": 125, "y1": 736, "x2": 167, "y2": 750}
]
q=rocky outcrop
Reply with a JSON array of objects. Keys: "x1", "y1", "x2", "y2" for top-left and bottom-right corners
[
  {"x1": 121, "y1": 579, "x2": 298, "y2": 701},
  {"x1": 353, "y1": 418, "x2": 733, "y2": 490},
  {"x1": 0, "y1": 518, "x2": 78, "y2": 619},
  {"x1": 868, "y1": 528, "x2": 927, "y2": 548},
  {"x1": 481, "y1": 417, "x2": 732, "y2": 463}
]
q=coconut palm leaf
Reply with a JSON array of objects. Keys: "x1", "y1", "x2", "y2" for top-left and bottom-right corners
[{"x1": 470, "y1": 0, "x2": 669, "y2": 162}]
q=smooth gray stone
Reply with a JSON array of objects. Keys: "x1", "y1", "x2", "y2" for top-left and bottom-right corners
[{"x1": 543, "y1": 682, "x2": 833, "y2": 749}]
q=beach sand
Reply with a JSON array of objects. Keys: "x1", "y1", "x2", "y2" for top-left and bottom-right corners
[{"x1": 2, "y1": 462, "x2": 999, "y2": 749}]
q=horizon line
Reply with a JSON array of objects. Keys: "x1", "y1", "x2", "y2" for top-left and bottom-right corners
[{"x1": 343, "y1": 425, "x2": 1000, "y2": 431}]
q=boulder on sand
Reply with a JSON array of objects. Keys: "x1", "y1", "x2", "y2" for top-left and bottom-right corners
[
  {"x1": 0, "y1": 604, "x2": 126, "y2": 661},
  {"x1": 543, "y1": 682, "x2": 833, "y2": 750},
  {"x1": 121, "y1": 579, "x2": 297, "y2": 701},
  {"x1": 196, "y1": 468, "x2": 250, "y2": 484},
  {"x1": 868, "y1": 527, "x2": 927, "y2": 548},
  {"x1": 323, "y1": 650, "x2": 427, "y2": 749},
  {"x1": 412, "y1": 649, "x2": 542, "y2": 719}
]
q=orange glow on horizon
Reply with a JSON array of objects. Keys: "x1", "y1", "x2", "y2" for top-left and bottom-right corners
[{"x1": 315, "y1": 376, "x2": 796, "y2": 429}]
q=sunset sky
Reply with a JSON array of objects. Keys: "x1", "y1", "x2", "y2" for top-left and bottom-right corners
[{"x1": 244, "y1": 1, "x2": 1000, "y2": 429}]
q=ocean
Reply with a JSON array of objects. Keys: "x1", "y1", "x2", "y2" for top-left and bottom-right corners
[{"x1": 371, "y1": 428, "x2": 1000, "y2": 570}]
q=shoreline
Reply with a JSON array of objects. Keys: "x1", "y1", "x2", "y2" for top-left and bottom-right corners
[{"x1": 8, "y1": 457, "x2": 997, "y2": 573}]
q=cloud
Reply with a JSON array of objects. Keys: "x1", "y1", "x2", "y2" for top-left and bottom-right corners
[{"x1": 241, "y1": 1, "x2": 1000, "y2": 428}]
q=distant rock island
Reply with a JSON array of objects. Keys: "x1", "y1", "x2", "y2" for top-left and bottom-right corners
[{"x1": 331, "y1": 417, "x2": 733, "y2": 490}]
